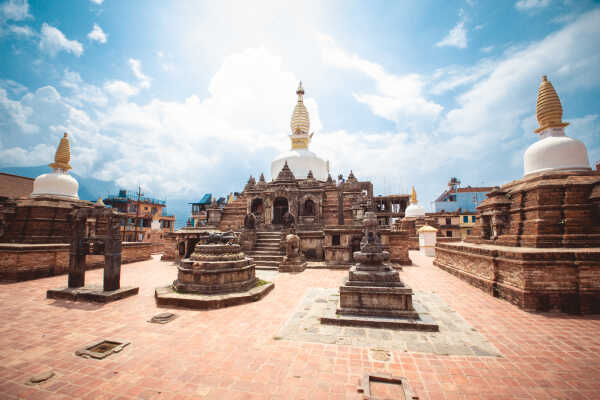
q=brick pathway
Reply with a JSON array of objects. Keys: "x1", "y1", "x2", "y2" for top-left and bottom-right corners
[{"x1": 0, "y1": 252, "x2": 598, "y2": 400}]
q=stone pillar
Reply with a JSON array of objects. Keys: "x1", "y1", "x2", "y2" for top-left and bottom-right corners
[
  {"x1": 103, "y1": 214, "x2": 122, "y2": 291},
  {"x1": 68, "y1": 212, "x2": 86, "y2": 288}
]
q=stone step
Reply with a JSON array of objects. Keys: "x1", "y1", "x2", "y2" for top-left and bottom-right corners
[
  {"x1": 254, "y1": 244, "x2": 280, "y2": 249},
  {"x1": 248, "y1": 250, "x2": 283, "y2": 255},
  {"x1": 253, "y1": 260, "x2": 280, "y2": 268},
  {"x1": 255, "y1": 238, "x2": 281, "y2": 242},
  {"x1": 255, "y1": 265, "x2": 279, "y2": 271},
  {"x1": 256, "y1": 233, "x2": 283, "y2": 238},
  {"x1": 249, "y1": 255, "x2": 284, "y2": 262}
]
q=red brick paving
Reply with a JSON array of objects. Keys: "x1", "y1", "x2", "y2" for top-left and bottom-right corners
[{"x1": 0, "y1": 252, "x2": 599, "y2": 399}]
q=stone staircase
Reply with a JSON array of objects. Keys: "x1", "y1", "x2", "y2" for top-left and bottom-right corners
[{"x1": 247, "y1": 231, "x2": 284, "y2": 270}]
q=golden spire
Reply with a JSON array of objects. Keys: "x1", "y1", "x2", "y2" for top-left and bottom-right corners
[
  {"x1": 534, "y1": 75, "x2": 569, "y2": 133},
  {"x1": 290, "y1": 81, "x2": 310, "y2": 138},
  {"x1": 410, "y1": 186, "x2": 417, "y2": 204},
  {"x1": 49, "y1": 132, "x2": 72, "y2": 171}
]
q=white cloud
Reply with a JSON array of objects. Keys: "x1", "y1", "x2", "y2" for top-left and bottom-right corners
[
  {"x1": 318, "y1": 34, "x2": 442, "y2": 128},
  {"x1": 7, "y1": 24, "x2": 33, "y2": 36},
  {"x1": 443, "y1": 9, "x2": 600, "y2": 139},
  {"x1": 39, "y1": 23, "x2": 83, "y2": 57},
  {"x1": 436, "y1": 21, "x2": 467, "y2": 49},
  {"x1": 480, "y1": 45, "x2": 494, "y2": 53},
  {"x1": 515, "y1": 0, "x2": 551, "y2": 11},
  {"x1": 60, "y1": 69, "x2": 108, "y2": 107},
  {"x1": 89, "y1": 0, "x2": 103, "y2": 4},
  {"x1": 104, "y1": 80, "x2": 139, "y2": 101},
  {"x1": 0, "y1": 0, "x2": 30, "y2": 21},
  {"x1": 87, "y1": 23, "x2": 107, "y2": 43},
  {"x1": 128, "y1": 58, "x2": 151, "y2": 88},
  {"x1": 430, "y1": 60, "x2": 495, "y2": 95},
  {"x1": 0, "y1": 87, "x2": 38, "y2": 133},
  {"x1": 0, "y1": 143, "x2": 55, "y2": 167}
]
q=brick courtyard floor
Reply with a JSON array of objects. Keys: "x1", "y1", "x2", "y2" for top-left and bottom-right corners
[{"x1": 0, "y1": 251, "x2": 599, "y2": 400}]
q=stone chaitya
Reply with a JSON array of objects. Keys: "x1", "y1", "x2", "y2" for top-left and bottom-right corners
[
  {"x1": 155, "y1": 232, "x2": 273, "y2": 309},
  {"x1": 434, "y1": 76, "x2": 600, "y2": 314},
  {"x1": 321, "y1": 211, "x2": 438, "y2": 330}
]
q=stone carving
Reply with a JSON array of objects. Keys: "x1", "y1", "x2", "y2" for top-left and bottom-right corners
[
  {"x1": 279, "y1": 227, "x2": 306, "y2": 273},
  {"x1": 206, "y1": 231, "x2": 237, "y2": 245},
  {"x1": 243, "y1": 212, "x2": 256, "y2": 230},
  {"x1": 285, "y1": 228, "x2": 301, "y2": 259},
  {"x1": 282, "y1": 211, "x2": 295, "y2": 228}
]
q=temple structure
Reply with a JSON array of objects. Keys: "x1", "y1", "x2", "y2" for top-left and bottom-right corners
[
  {"x1": 171, "y1": 83, "x2": 411, "y2": 270},
  {"x1": 434, "y1": 76, "x2": 600, "y2": 314}
]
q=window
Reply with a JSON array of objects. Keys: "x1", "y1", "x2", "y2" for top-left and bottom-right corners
[
  {"x1": 463, "y1": 216, "x2": 468, "y2": 223},
  {"x1": 466, "y1": 229, "x2": 471, "y2": 235},
  {"x1": 446, "y1": 231, "x2": 452, "y2": 237},
  {"x1": 472, "y1": 216, "x2": 477, "y2": 222},
  {"x1": 445, "y1": 217, "x2": 451, "y2": 225},
  {"x1": 332, "y1": 235, "x2": 340, "y2": 246}
]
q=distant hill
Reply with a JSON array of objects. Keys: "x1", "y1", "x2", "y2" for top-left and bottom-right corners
[{"x1": 0, "y1": 165, "x2": 118, "y2": 202}]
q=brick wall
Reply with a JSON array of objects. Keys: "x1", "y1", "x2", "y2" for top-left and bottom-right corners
[{"x1": 0, "y1": 242, "x2": 152, "y2": 283}]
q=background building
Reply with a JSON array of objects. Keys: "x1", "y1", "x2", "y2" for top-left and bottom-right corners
[
  {"x1": 432, "y1": 177, "x2": 493, "y2": 213},
  {"x1": 104, "y1": 189, "x2": 175, "y2": 242}
]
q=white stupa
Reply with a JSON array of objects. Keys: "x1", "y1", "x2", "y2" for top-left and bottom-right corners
[
  {"x1": 31, "y1": 132, "x2": 79, "y2": 199},
  {"x1": 271, "y1": 82, "x2": 329, "y2": 181},
  {"x1": 404, "y1": 186, "x2": 425, "y2": 218},
  {"x1": 523, "y1": 76, "x2": 590, "y2": 176}
]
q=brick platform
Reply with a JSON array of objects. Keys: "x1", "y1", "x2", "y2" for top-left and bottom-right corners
[{"x1": 0, "y1": 253, "x2": 599, "y2": 399}]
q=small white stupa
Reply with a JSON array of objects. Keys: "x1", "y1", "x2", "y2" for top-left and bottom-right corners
[
  {"x1": 271, "y1": 82, "x2": 329, "y2": 181},
  {"x1": 31, "y1": 132, "x2": 79, "y2": 199},
  {"x1": 404, "y1": 186, "x2": 425, "y2": 218},
  {"x1": 523, "y1": 76, "x2": 590, "y2": 176}
]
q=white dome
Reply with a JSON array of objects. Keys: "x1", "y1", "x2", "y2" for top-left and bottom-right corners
[
  {"x1": 405, "y1": 203, "x2": 425, "y2": 218},
  {"x1": 271, "y1": 149, "x2": 328, "y2": 181},
  {"x1": 524, "y1": 135, "x2": 590, "y2": 176},
  {"x1": 31, "y1": 170, "x2": 79, "y2": 199}
]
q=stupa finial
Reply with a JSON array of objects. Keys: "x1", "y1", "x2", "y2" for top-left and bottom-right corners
[
  {"x1": 411, "y1": 186, "x2": 417, "y2": 204},
  {"x1": 49, "y1": 132, "x2": 72, "y2": 171},
  {"x1": 291, "y1": 81, "x2": 310, "y2": 139},
  {"x1": 535, "y1": 75, "x2": 569, "y2": 134}
]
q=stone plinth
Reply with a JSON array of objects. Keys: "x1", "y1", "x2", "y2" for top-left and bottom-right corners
[
  {"x1": 174, "y1": 244, "x2": 258, "y2": 294},
  {"x1": 322, "y1": 212, "x2": 436, "y2": 329},
  {"x1": 278, "y1": 257, "x2": 306, "y2": 273},
  {"x1": 161, "y1": 240, "x2": 273, "y2": 309},
  {"x1": 337, "y1": 245, "x2": 418, "y2": 319},
  {"x1": 434, "y1": 241, "x2": 600, "y2": 314},
  {"x1": 47, "y1": 285, "x2": 139, "y2": 303},
  {"x1": 382, "y1": 225, "x2": 411, "y2": 266}
]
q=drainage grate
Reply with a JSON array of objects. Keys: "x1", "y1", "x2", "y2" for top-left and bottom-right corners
[
  {"x1": 358, "y1": 374, "x2": 419, "y2": 400},
  {"x1": 148, "y1": 312, "x2": 178, "y2": 324},
  {"x1": 76, "y1": 339, "x2": 130, "y2": 359}
]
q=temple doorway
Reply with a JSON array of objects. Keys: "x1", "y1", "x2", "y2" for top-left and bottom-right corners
[
  {"x1": 273, "y1": 197, "x2": 289, "y2": 225},
  {"x1": 251, "y1": 198, "x2": 264, "y2": 214}
]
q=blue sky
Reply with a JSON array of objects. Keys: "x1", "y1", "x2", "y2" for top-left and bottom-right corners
[{"x1": 1, "y1": 0, "x2": 599, "y2": 216}]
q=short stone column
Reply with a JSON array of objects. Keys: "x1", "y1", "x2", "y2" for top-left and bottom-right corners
[{"x1": 417, "y1": 225, "x2": 438, "y2": 257}]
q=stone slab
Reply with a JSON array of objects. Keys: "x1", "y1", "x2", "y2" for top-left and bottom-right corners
[
  {"x1": 322, "y1": 300, "x2": 439, "y2": 331},
  {"x1": 277, "y1": 288, "x2": 500, "y2": 357},
  {"x1": 154, "y1": 281, "x2": 274, "y2": 310},
  {"x1": 46, "y1": 285, "x2": 139, "y2": 303}
]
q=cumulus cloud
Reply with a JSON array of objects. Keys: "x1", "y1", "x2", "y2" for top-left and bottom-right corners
[
  {"x1": 87, "y1": 23, "x2": 107, "y2": 43},
  {"x1": 515, "y1": 0, "x2": 551, "y2": 11},
  {"x1": 436, "y1": 21, "x2": 467, "y2": 49},
  {"x1": 39, "y1": 23, "x2": 83, "y2": 57},
  {"x1": 318, "y1": 34, "x2": 443, "y2": 129},
  {"x1": 104, "y1": 80, "x2": 139, "y2": 101},
  {"x1": 60, "y1": 69, "x2": 108, "y2": 107},
  {"x1": 128, "y1": 58, "x2": 151, "y2": 89},
  {"x1": 0, "y1": 0, "x2": 30, "y2": 21}
]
